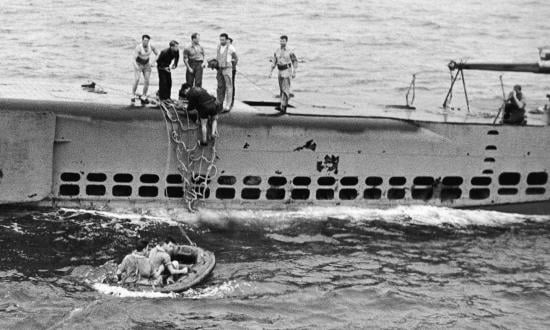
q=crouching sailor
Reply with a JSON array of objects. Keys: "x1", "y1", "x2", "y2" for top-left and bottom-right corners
[
  {"x1": 269, "y1": 35, "x2": 298, "y2": 113},
  {"x1": 179, "y1": 83, "x2": 223, "y2": 145},
  {"x1": 503, "y1": 84, "x2": 527, "y2": 125}
]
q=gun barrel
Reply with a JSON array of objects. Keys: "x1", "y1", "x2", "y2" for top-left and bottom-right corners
[{"x1": 448, "y1": 61, "x2": 550, "y2": 74}]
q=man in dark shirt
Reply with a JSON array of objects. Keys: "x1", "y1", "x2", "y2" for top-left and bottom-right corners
[
  {"x1": 179, "y1": 83, "x2": 222, "y2": 145},
  {"x1": 156, "y1": 40, "x2": 180, "y2": 100}
]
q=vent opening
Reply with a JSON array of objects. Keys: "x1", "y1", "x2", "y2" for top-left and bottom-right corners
[
  {"x1": 412, "y1": 188, "x2": 433, "y2": 200},
  {"x1": 291, "y1": 189, "x2": 310, "y2": 200},
  {"x1": 243, "y1": 176, "x2": 262, "y2": 186},
  {"x1": 167, "y1": 174, "x2": 183, "y2": 184},
  {"x1": 216, "y1": 188, "x2": 235, "y2": 199},
  {"x1": 527, "y1": 172, "x2": 548, "y2": 185},
  {"x1": 442, "y1": 176, "x2": 463, "y2": 186},
  {"x1": 364, "y1": 188, "x2": 382, "y2": 199},
  {"x1": 61, "y1": 172, "x2": 80, "y2": 182},
  {"x1": 388, "y1": 188, "x2": 405, "y2": 199},
  {"x1": 471, "y1": 177, "x2": 492, "y2": 186},
  {"x1": 140, "y1": 174, "x2": 159, "y2": 184},
  {"x1": 498, "y1": 188, "x2": 518, "y2": 195},
  {"x1": 86, "y1": 185, "x2": 105, "y2": 196},
  {"x1": 114, "y1": 173, "x2": 133, "y2": 183},
  {"x1": 318, "y1": 177, "x2": 336, "y2": 186},
  {"x1": 138, "y1": 186, "x2": 158, "y2": 197},
  {"x1": 526, "y1": 188, "x2": 546, "y2": 195},
  {"x1": 87, "y1": 173, "x2": 106, "y2": 182},
  {"x1": 389, "y1": 177, "x2": 406, "y2": 186},
  {"x1": 469, "y1": 188, "x2": 490, "y2": 200},
  {"x1": 266, "y1": 188, "x2": 285, "y2": 200},
  {"x1": 241, "y1": 188, "x2": 261, "y2": 200},
  {"x1": 413, "y1": 176, "x2": 434, "y2": 186},
  {"x1": 59, "y1": 184, "x2": 79, "y2": 196},
  {"x1": 366, "y1": 177, "x2": 383, "y2": 186},
  {"x1": 487, "y1": 130, "x2": 499, "y2": 135},
  {"x1": 218, "y1": 176, "x2": 236, "y2": 185},
  {"x1": 166, "y1": 186, "x2": 183, "y2": 198},
  {"x1": 268, "y1": 176, "x2": 287, "y2": 186},
  {"x1": 498, "y1": 172, "x2": 521, "y2": 186},
  {"x1": 441, "y1": 188, "x2": 462, "y2": 201},
  {"x1": 339, "y1": 189, "x2": 358, "y2": 200},
  {"x1": 340, "y1": 177, "x2": 359, "y2": 186},
  {"x1": 113, "y1": 185, "x2": 132, "y2": 197},
  {"x1": 316, "y1": 189, "x2": 334, "y2": 200},
  {"x1": 293, "y1": 176, "x2": 311, "y2": 186}
]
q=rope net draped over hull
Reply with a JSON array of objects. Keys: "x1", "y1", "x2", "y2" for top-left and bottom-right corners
[{"x1": 159, "y1": 101, "x2": 217, "y2": 211}]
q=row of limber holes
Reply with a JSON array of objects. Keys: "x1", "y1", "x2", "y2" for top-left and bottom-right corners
[
  {"x1": 57, "y1": 172, "x2": 548, "y2": 200},
  {"x1": 59, "y1": 171, "x2": 549, "y2": 186}
]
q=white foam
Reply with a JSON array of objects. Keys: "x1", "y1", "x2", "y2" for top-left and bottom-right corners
[{"x1": 92, "y1": 283, "x2": 177, "y2": 298}]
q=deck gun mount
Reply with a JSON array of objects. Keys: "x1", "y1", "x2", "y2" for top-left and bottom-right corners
[{"x1": 443, "y1": 47, "x2": 550, "y2": 112}]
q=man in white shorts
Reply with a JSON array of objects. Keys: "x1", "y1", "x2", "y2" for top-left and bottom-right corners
[{"x1": 132, "y1": 34, "x2": 158, "y2": 104}]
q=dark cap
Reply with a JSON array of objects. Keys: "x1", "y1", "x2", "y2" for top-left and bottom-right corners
[{"x1": 169, "y1": 40, "x2": 179, "y2": 47}]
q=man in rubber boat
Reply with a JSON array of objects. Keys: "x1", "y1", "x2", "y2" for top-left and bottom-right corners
[
  {"x1": 179, "y1": 82, "x2": 222, "y2": 145},
  {"x1": 149, "y1": 237, "x2": 189, "y2": 282},
  {"x1": 116, "y1": 239, "x2": 161, "y2": 285},
  {"x1": 132, "y1": 34, "x2": 159, "y2": 104},
  {"x1": 503, "y1": 84, "x2": 527, "y2": 125}
]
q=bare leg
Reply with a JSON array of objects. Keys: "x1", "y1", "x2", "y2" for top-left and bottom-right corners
[
  {"x1": 211, "y1": 115, "x2": 218, "y2": 138},
  {"x1": 200, "y1": 118, "x2": 208, "y2": 145},
  {"x1": 142, "y1": 68, "x2": 151, "y2": 96},
  {"x1": 132, "y1": 67, "x2": 141, "y2": 96}
]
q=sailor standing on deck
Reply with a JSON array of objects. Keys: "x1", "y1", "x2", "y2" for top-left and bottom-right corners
[
  {"x1": 215, "y1": 33, "x2": 238, "y2": 112},
  {"x1": 156, "y1": 40, "x2": 180, "y2": 101},
  {"x1": 183, "y1": 33, "x2": 205, "y2": 87},
  {"x1": 269, "y1": 35, "x2": 298, "y2": 114},
  {"x1": 132, "y1": 35, "x2": 159, "y2": 104}
]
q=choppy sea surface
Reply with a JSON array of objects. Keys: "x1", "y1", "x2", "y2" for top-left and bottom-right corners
[{"x1": 2, "y1": 0, "x2": 550, "y2": 329}]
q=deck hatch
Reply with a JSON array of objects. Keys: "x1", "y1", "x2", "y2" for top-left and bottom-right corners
[
  {"x1": 60, "y1": 172, "x2": 80, "y2": 182},
  {"x1": 527, "y1": 172, "x2": 548, "y2": 185},
  {"x1": 86, "y1": 173, "x2": 107, "y2": 182},
  {"x1": 498, "y1": 172, "x2": 521, "y2": 186}
]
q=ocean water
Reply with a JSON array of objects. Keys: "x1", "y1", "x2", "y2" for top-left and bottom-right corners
[{"x1": 2, "y1": 0, "x2": 550, "y2": 329}]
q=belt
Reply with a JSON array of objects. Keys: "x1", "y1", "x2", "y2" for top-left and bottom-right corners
[{"x1": 277, "y1": 63, "x2": 292, "y2": 70}]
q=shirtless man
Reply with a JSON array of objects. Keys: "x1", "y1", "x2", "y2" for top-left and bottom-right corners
[
  {"x1": 116, "y1": 240, "x2": 159, "y2": 285},
  {"x1": 132, "y1": 35, "x2": 159, "y2": 104},
  {"x1": 148, "y1": 237, "x2": 189, "y2": 281},
  {"x1": 269, "y1": 35, "x2": 298, "y2": 113}
]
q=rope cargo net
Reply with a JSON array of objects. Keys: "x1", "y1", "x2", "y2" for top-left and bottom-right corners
[{"x1": 159, "y1": 100, "x2": 217, "y2": 212}]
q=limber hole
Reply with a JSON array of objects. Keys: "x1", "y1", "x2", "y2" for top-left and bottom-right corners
[
  {"x1": 413, "y1": 176, "x2": 434, "y2": 186},
  {"x1": 499, "y1": 172, "x2": 521, "y2": 186},
  {"x1": 364, "y1": 188, "x2": 381, "y2": 199},
  {"x1": 268, "y1": 176, "x2": 287, "y2": 186},
  {"x1": 113, "y1": 185, "x2": 132, "y2": 197},
  {"x1": 441, "y1": 188, "x2": 462, "y2": 201},
  {"x1": 318, "y1": 177, "x2": 336, "y2": 186},
  {"x1": 339, "y1": 189, "x2": 357, "y2": 200},
  {"x1": 442, "y1": 176, "x2": 463, "y2": 186},
  {"x1": 243, "y1": 176, "x2": 261, "y2": 186},
  {"x1": 216, "y1": 187, "x2": 235, "y2": 199},
  {"x1": 114, "y1": 173, "x2": 133, "y2": 183},
  {"x1": 412, "y1": 188, "x2": 433, "y2": 200},
  {"x1": 59, "y1": 184, "x2": 79, "y2": 196},
  {"x1": 365, "y1": 177, "x2": 383, "y2": 186},
  {"x1": 87, "y1": 173, "x2": 106, "y2": 182},
  {"x1": 86, "y1": 185, "x2": 105, "y2": 196},
  {"x1": 498, "y1": 188, "x2": 518, "y2": 195},
  {"x1": 340, "y1": 177, "x2": 358, "y2": 186},
  {"x1": 293, "y1": 176, "x2": 311, "y2": 186},
  {"x1": 471, "y1": 177, "x2": 492, "y2": 186},
  {"x1": 291, "y1": 189, "x2": 310, "y2": 200},
  {"x1": 167, "y1": 174, "x2": 183, "y2": 184},
  {"x1": 140, "y1": 174, "x2": 159, "y2": 184},
  {"x1": 241, "y1": 188, "x2": 261, "y2": 200},
  {"x1": 388, "y1": 188, "x2": 405, "y2": 199},
  {"x1": 469, "y1": 188, "x2": 490, "y2": 200},
  {"x1": 266, "y1": 188, "x2": 285, "y2": 200},
  {"x1": 139, "y1": 186, "x2": 158, "y2": 197},
  {"x1": 526, "y1": 187, "x2": 545, "y2": 195},
  {"x1": 218, "y1": 176, "x2": 236, "y2": 185},
  {"x1": 316, "y1": 189, "x2": 334, "y2": 200},
  {"x1": 166, "y1": 186, "x2": 183, "y2": 198},
  {"x1": 61, "y1": 172, "x2": 80, "y2": 182},
  {"x1": 527, "y1": 172, "x2": 548, "y2": 185},
  {"x1": 389, "y1": 177, "x2": 406, "y2": 186}
]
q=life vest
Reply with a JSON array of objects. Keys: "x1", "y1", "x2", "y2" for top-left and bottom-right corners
[{"x1": 216, "y1": 44, "x2": 231, "y2": 69}]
